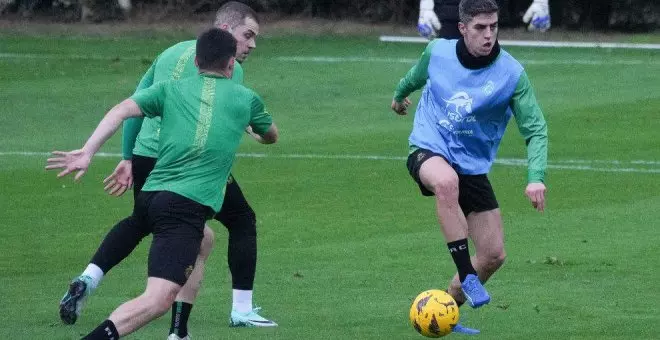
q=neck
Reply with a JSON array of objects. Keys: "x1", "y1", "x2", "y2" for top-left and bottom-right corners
[
  {"x1": 456, "y1": 38, "x2": 500, "y2": 70},
  {"x1": 199, "y1": 69, "x2": 230, "y2": 78}
]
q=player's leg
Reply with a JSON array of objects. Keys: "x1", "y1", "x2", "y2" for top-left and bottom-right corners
[
  {"x1": 60, "y1": 213, "x2": 151, "y2": 325},
  {"x1": 216, "y1": 174, "x2": 277, "y2": 327},
  {"x1": 168, "y1": 225, "x2": 215, "y2": 339},
  {"x1": 82, "y1": 191, "x2": 206, "y2": 339},
  {"x1": 59, "y1": 155, "x2": 156, "y2": 325},
  {"x1": 446, "y1": 175, "x2": 504, "y2": 305},
  {"x1": 82, "y1": 277, "x2": 182, "y2": 339},
  {"x1": 447, "y1": 212, "x2": 504, "y2": 304},
  {"x1": 407, "y1": 149, "x2": 489, "y2": 308},
  {"x1": 444, "y1": 208, "x2": 503, "y2": 335}
]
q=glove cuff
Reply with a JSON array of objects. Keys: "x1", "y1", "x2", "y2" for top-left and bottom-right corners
[{"x1": 420, "y1": 0, "x2": 434, "y2": 11}]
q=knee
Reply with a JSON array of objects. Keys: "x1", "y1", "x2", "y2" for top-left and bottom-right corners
[
  {"x1": 483, "y1": 250, "x2": 506, "y2": 271},
  {"x1": 143, "y1": 288, "x2": 178, "y2": 317},
  {"x1": 429, "y1": 175, "x2": 459, "y2": 201},
  {"x1": 199, "y1": 226, "x2": 215, "y2": 260}
]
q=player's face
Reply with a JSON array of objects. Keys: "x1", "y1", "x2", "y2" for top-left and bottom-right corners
[
  {"x1": 460, "y1": 12, "x2": 499, "y2": 57},
  {"x1": 231, "y1": 17, "x2": 259, "y2": 63}
]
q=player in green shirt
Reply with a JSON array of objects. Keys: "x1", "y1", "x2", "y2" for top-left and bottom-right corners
[
  {"x1": 57, "y1": 3, "x2": 277, "y2": 336},
  {"x1": 47, "y1": 28, "x2": 278, "y2": 340}
]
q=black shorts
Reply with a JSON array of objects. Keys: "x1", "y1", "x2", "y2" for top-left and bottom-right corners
[
  {"x1": 133, "y1": 190, "x2": 211, "y2": 286},
  {"x1": 406, "y1": 148, "x2": 499, "y2": 216},
  {"x1": 132, "y1": 154, "x2": 254, "y2": 226},
  {"x1": 131, "y1": 154, "x2": 158, "y2": 201}
]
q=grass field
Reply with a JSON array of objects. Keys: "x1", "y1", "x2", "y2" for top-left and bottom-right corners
[{"x1": 1, "y1": 30, "x2": 659, "y2": 339}]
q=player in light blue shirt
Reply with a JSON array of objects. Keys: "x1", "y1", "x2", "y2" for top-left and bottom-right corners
[{"x1": 392, "y1": 0, "x2": 548, "y2": 334}]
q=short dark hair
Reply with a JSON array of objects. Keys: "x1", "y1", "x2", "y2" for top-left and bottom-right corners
[
  {"x1": 214, "y1": 1, "x2": 259, "y2": 28},
  {"x1": 196, "y1": 28, "x2": 237, "y2": 70},
  {"x1": 459, "y1": 0, "x2": 499, "y2": 23}
]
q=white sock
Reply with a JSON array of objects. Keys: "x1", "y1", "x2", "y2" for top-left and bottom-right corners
[
  {"x1": 81, "y1": 263, "x2": 104, "y2": 290},
  {"x1": 232, "y1": 289, "x2": 253, "y2": 313}
]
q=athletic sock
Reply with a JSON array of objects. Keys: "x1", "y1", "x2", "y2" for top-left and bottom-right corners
[
  {"x1": 81, "y1": 263, "x2": 104, "y2": 290},
  {"x1": 447, "y1": 239, "x2": 477, "y2": 282},
  {"x1": 82, "y1": 319, "x2": 119, "y2": 340},
  {"x1": 232, "y1": 289, "x2": 253, "y2": 313},
  {"x1": 169, "y1": 301, "x2": 193, "y2": 337}
]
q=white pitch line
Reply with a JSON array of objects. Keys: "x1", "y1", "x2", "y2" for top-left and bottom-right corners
[
  {"x1": 0, "y1": 52, "x2": 657, "y2": 66},
  {"x1": 275, "y1": 56, "x2": 418, "y2": 64},
  {"x1": 274, "y1": 56, "x2": 659, "y2": 66},
  {"x1": 4, "y1": 151, "x2": 660, "y2": 174},
  {"x1": 379, "y1": 36, "x2": 660, "y2": 50},
  {"x1": 0, "y1": 52, "x2": 146, "y2": 61}
]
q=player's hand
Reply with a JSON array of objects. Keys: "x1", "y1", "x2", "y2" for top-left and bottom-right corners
[
  {"x1": 418, "y1": 0, "x2": 441, "y2": 39},
  {"x1": 523, "y1": 0, "x2": 551, "y2": 32},
  {"x1": 245, "y1": 126, "x2": 266, "y2": 144},
  {"x1": 525, "y1": 182, "x2": 546, "y2": 212},
  {"x1": 391, "y1": 98, "x2": 412, "y2": 115},
  {"x1": 45, "y1": 149, "x2": 92, "y2": 181},
  {"x1": 103, "y1": 159, "x2": 133, "y2": 197}
]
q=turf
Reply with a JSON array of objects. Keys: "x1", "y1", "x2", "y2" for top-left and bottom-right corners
[{"x1": 0, "y1": 32, "x2": 659, "y2": 339}]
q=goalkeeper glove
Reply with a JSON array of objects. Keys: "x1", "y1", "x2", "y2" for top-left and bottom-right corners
[
  {"x1": 522, "y1": 0, "x2": 551, "y2": 32},
  {"x1": 418, "y1": 0, "x2": 441, "y2": 39}
]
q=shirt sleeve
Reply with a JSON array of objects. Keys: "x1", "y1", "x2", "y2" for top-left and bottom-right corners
[
  {"x1": 510, "y1": 71, "x2": 548, "y2": 183},
  {"x1": 130, "y1": 81, "x2": 167, "y2": 119},
  {"x1": 393, "y1": 39, "x2": 437, "y2": 102},
  {"x1": 121, "y1": 61, "x2": 156, "y2": 159},
  {"x1": 248, "y1": 94, "x2": 273, "y2": 135}
]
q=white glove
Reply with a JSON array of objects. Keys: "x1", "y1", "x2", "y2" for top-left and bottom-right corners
[
  {"x1": 418, "y1": 0, "x2": 441, "y2": 39},
  {"x1": 523, "y1": 0, "x2": 551, "y2": 32}
]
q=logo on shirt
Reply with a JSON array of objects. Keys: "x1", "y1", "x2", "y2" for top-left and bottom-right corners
[
  {"x1": 482, "y1": 80, "x2": 495, "y2": 96},
  {"x1": 440, "y1": 92, "x2": 476, "y2": 135}
]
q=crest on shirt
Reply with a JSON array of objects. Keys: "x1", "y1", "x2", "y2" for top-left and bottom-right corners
[{"x1": 482, "y1": 80, "x2": 495, "y2": 96}]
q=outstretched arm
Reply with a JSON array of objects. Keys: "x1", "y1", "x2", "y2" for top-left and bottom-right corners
[
  {"x1": 392, "y1": 40, "x2": 437, "y2": 115},
  {"x1": 510, "y1": 71, "x2": 548, "y2": 212},
  {"x1": 393, "y1": 40, "x2": 436, "y2": 103},
  {"x1": 46, "y1": 100, "x2": 143, "y2": 181}
]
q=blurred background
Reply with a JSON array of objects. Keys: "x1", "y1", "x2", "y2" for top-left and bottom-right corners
[{"x1": 0, "y1": 0, "x2": 658, "y2": 33}]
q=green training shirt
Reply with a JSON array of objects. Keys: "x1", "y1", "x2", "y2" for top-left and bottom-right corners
[
  {"x1": 130, "y1": 73, "x2": 272, "y2": 212},
  {"x1": 122, "y1": 40, "x2": 245, "y2": 159}
]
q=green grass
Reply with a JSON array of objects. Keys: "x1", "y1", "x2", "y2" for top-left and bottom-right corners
[{"x1": 1, "y1": 32, "x2": 659, "y2": 339}]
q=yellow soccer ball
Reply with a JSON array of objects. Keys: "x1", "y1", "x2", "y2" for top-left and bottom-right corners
[{"x1": 409, "y1": 290, "x2": 459, "y2": 338}]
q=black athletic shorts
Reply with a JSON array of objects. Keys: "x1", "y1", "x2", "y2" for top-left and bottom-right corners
[
  {"x1": 406, "y1": 148, "x2": 499, "y2": 216},
  {"x1": 134, "y1": 190, "x2": 211, "y2": 286},
  {"x1": 131, "y1": 154, "x2": 253, "y2": 225}
]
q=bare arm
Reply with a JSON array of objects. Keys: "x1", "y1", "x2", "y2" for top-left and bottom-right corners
[
  {"x1": 246, "y1": 123, "x2": 278, "y2": 144},
  {"x1": 84, "y1": 100, "x2": 143, "y2": 156},
  {"x1": 46, "y1": 99, "x2": 143, "y2": 181}
]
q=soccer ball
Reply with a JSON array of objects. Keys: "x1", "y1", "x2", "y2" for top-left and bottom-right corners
[{"x1": 409, "y1": 290, "x2": 459, "y2": 338}]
